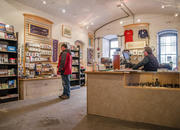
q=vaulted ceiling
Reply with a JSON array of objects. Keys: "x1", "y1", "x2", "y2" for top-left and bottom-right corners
[{"x1": 7, "y1": 0, "x2": 180, "y2": 31}]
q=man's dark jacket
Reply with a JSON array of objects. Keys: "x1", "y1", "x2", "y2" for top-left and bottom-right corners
[{"x1": 132, "y1": 54, "x2": 159, "y2": 71}]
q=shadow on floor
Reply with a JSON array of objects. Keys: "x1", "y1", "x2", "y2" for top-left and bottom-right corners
[
  {"x1": 73, "y1": 114, "x2": 178, "y2": 130},
  {"x1": 0, "y1": 98, "x2": 62, "y2": 122}
]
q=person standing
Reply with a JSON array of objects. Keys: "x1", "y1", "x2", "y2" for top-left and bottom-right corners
[{"x1": 57, "y1": 44, "x2": 72, "y2": 99}]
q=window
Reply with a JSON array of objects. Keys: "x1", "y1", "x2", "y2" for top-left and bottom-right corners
[
  {"x1": 109, "y1": 39, "x2": 118, "y2": 59},
  {"x1": 158, "y1": 30, "x2": 178, "y2": 69},
  {"x1": 102, "y1": 38, "x2": 109, "y2": 57}
]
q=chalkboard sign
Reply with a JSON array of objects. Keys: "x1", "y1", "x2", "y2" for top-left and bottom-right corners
[{"x1": 29, "y1": 24, "x2": 49, "y2": 37}]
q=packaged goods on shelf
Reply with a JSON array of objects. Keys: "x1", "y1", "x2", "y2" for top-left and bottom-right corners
[
  {"x1": 27, "y1": 47, "x2": 40, "y2": 52},
  {"x1": 7, "y1": 46, "x2": 16, "y2": 52},
  {"x1": 72, "y1": 67, "x2": 78, "y2": 72},
  {"x1": 72, "y1": 60, "x2": 79, "y2": 65},
  {"x1": 26, "y1": 42, "x2": 40, "y2": 48},
  {"x1": 40, "y1": 50, "x2": 51, "y2": 55},
  {"x1": 9, "y1": 58, "x2": 16, "y2": 63},
  {"x1": 0, "y1": 54, "x2": 8, "y2": 63},
  {"x1": 0, "y1": 32, "x2": 5, "y2": 39},
  {"x1": 40, "y1": 44, "x2": 52, "y2": 50},
  {"x1": 8, "y1": 80, "x2": 16, "y2": 88}
]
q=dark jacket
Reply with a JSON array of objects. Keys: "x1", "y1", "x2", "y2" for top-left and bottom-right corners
[
  {"x1": 132, "y1": 54, "x2": 159, "y2": 71},
  {"x1": 57, "y1": 49, "x2": 72, "y2": 75}
]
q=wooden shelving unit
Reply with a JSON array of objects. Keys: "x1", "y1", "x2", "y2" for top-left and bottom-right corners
[{"x1": 0, "y1": 36, "x2": 19, "y2": 104}]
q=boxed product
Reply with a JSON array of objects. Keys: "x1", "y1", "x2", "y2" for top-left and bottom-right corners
[{"x1": 8, "y1": 46, "x2": 16, "y2": 52}]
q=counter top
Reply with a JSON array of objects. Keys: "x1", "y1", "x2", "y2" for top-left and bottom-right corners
[
  {"x1": 19, "y1": 76, "x2": 61, "y2": 81},
  {"x1": 85, "y1": 70, "x2": 180, "y2": 74}
]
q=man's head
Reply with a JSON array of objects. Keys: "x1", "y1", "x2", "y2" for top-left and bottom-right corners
[
  {"x1": 61, "y1": 44, "x2": 68, "y2": 51},
  {"x1": 144, "y1": 47, "x2": 152, "y2": 56}
]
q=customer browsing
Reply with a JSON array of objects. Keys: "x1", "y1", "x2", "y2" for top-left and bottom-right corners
[{"x1": 57, "y1": 44, "x2": 72, "y2": 99}]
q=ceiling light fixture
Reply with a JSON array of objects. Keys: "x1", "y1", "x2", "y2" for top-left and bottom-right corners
[
  {"x1": 161, "y1": 5, "x2": 165, "y2": 9},
  {"x1": 137, "y1": 19, "x2": 141, "y2": 22},
  {"x1": 42, "y1": 0, "x2": 46, "y2": 5},
  {"x1": 120, "y1": 21, "x2": 123, "y2": 24},
  {"x1": 174, "y1": 13, "x2": 179, "y2": 17},
  {"x1": 62, "y1": 9, "x2": 66, "y2": 13},
  {"x1": 90, "y1": 22, "x2": 94, "y2": 25}
]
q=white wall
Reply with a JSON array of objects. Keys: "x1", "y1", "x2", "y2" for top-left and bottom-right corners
[
  {"x1": 0, "y1": 0, "x2": 88, "y2": 66},
  {"x1": 95, "y1": 14, "x2": 180, "y2": 65}
]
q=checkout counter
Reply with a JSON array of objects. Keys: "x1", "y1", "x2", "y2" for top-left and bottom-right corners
[
  {"x1": 86, "y1": 50, "x2": 180, "y2": 128},
  {"x1": 86, "y1": 70, "x2": 180, "y2": 129}
]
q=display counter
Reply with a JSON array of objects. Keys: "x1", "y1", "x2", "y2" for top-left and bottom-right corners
[
  {"x1": 86, "y1": 71, "x2": 180, "y2": 129},
  {"x1": 19, "y1": 77, "x2": 62, "y2": 100}
]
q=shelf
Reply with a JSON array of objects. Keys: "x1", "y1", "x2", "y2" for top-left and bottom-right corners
[
  {"x1": 0, "y1": 87, "x2": 17, "y2": 91},
  {"x1": 72, "y1": 65, "x2": 79, "y2": 66},
  {"x1": 70, "y1": 79, "x2": 80, "y2": 81},
  {"x1": 72, "y1": 57, "x2": 79, "y2": 59},
  {"x1": 71, "y1": 50, "x2": 79, "y2": 52},
  {"x1": 0, "y1": 63, "x2": 17, "y2": 65},
  {"x1": 0, "y1": 38, "x2": 17, "y2": 42},
  {"x1": 0, "y1": 51, "x2": 17, "y2": 54},
  {"x1": 0, "y1": 75, "x2": 17, "y2": 78},
  {"x1": 72, "y1": 72, "x2": 79, "y2": 74},
  {"x1": 0, "y1": 94, "x2": 18, "y2": 100}
]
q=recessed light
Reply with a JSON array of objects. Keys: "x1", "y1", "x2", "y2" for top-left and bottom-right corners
[
  {"x1": 62, "y1": 9, "x2": 66, "y2": 13},
  {"x1": 137, "y1": 19, "x2": 141, "y2": 22},
  {"x1": 90, "y1": 22, "x2": 94, "y2": 25},
  {"x1": 161, "y1": 5, "x2": 165, "y2": 9},
  {"x1": 120, "y1": 21, "x2": 123, "y2": 24},
  {"x1": 42, "y1": 0, "x2": 46, "y2": 5},
  {"x1": 174, "y1": 13, "x2": 179, "y2": 17}
]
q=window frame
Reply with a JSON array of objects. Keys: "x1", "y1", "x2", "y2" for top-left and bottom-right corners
[{"x1": 158, "y1": 30, "x2": 178, "y2": 68}]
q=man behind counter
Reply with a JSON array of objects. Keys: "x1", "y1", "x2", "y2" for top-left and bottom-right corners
[{"x1": 132, "y1": 47, "x2": 159, "y2": 71}]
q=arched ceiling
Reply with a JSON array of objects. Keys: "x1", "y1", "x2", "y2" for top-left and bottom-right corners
[{"x1": 6, "y1": 0, "x2": 180, "y2": 31}]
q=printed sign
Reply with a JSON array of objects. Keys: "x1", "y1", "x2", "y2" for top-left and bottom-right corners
[
  {"x1": 29, "y1": 24, "x2": 49, "y2": 37},
  {"x1": 52, "y1": 40, "x2": 58, "y2": 63}
]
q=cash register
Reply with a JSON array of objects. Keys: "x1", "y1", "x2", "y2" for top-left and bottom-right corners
[{"x1": 122, "y1": 50, "x2": 134, "y2": 68}]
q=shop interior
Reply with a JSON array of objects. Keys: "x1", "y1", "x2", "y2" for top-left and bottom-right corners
[{"x1": 0, "y1": 0, "x2": 180, "y2": 129}]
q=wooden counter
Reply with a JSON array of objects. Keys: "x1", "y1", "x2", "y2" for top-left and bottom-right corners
[
  {"x1": 19, "y1": 77, "x2": 62, "y2": 100},
  {"x1": 86, "y1": 71, "x2": 180, "y2": 129}
]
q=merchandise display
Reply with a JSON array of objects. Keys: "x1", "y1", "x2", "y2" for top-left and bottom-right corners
[
  {"x1": 24, "y1": 42, "x2": 54, "y2": 78},
  {"x1": 0, "y1": 31, "x2": 18, "y2": 103},
  {"x1": 70, "y1": 45, "x2": 81, "y2": 88},
  {"x1": 124, "y1": 29, "x2": 133, "y2": 43},
  {"x1": 138, "y1": 29, "x2": 149, "y2": 39}
]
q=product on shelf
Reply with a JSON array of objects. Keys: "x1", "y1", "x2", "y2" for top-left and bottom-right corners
[
  {"x1": 72, "y1": 60, "x2": 79, "y2": 65},
  {"x1": 0, "y1": 79, "x2": 16, "y2": 90},
  {"x1": 0, "y1": 68, "x2": 15, "y2": 75},
  {"x1": 7, "y1": 46, "x2": 16, "y2": 52},
  {"x1": 9, "y1": 58, "x2": 16, "y2": 63},
  {"x1": 0, "y1": 54, "x2": 8, "y2": 63}
]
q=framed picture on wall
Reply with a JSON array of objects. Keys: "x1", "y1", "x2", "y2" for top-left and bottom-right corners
[
  {"x1": 87, "y1": 48, "x2": 94, "y2": 66},
  {"x1": 62, "y1": 25, "x2": 72, "y2": 38}
]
